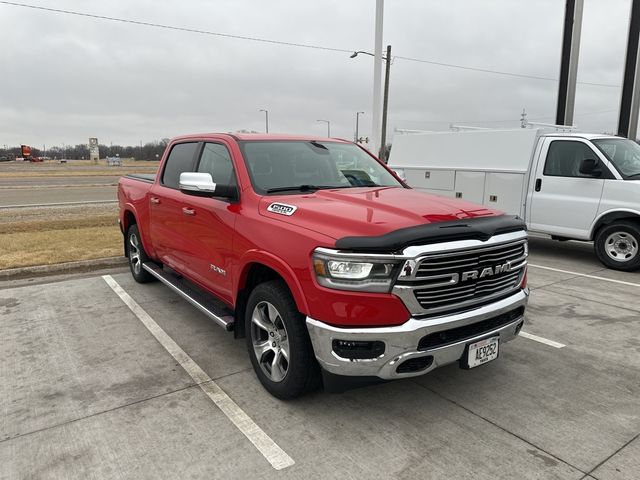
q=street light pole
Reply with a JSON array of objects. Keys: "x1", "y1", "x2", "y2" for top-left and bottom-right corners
[
  {"x1": 380, "y1": 44, "x2": 392, "y2": 162},
  {"x1": 350, "y1": 45, "x2": 392, "y2": 160},
  {"x1": 317, "y1": 119, "x2": 330, "y2": 137},
  {"x1": 355, "y1": 111, "x2": 364, "y2": 142},
  {"x1": 259, "y1": 109, "x2": 269, "y2": 133}
]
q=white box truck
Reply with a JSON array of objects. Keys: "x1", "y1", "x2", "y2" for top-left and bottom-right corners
[{"x1": 388, "y1": 128, "x2": 640, "y2": 271}]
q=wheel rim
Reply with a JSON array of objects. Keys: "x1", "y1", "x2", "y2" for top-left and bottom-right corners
[
  {"x1": 604, "y1": 231, "x2": 639, "y2": 263},
  {"x1": 250, "y1": 301, "x2": 290, "y2": 383},
  {"x1": 129, "y1": 232, "x2": 142, "y2": 274}
]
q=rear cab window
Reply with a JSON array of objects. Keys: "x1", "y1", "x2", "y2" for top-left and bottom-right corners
[{"x1": 161, "y1": 142, "x2": 199, "y2": 189}]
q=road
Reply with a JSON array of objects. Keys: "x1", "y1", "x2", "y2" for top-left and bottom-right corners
[
  {"x1": 1, "y1": 236, "x2": 638, "y2": 479},
  {"x1": 0, "y1": 185, "x2": 117, "y2": 207},
  {"x1": 0, "y1": 176, "x2": 119, "y2": 187}
]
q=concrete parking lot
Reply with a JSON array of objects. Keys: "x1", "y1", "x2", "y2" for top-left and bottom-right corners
[{"x1": 1, "y1": 236, "x2": 638, "y2": 479}]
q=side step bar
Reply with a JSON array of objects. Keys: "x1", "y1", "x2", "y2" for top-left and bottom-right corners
[{"x1": 142, "y1": 262, "x2": 235, "y2": 331}]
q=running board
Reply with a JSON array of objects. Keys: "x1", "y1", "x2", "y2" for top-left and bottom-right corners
[{"x1": 142, "y1": 262, "x2": 235, "y2": 331}]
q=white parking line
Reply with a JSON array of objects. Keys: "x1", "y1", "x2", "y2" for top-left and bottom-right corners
[
  {"x1": 102, "y1": 275, "x2": 294, "y2": 471},
  {"x1": 519, "y1": 331, "x2": 566, "y2": 349},
  {"x1": 528, "y1": 264, "x2": 640, "y2": 288}
]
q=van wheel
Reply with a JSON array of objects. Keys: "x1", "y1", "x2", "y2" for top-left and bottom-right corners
[
  {"x1": 594, "y1": 221, "x2": 640, "y2": 271},
  {"x1": 126, "y1": 224, "x2": 155, "y2": 283},
  {"x1": 245, "y1": 280, "x2": 320, "y2": 399}
]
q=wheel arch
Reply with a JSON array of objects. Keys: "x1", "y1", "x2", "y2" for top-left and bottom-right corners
[
  {"x1": 590, "y1": 210, "x2": 640, "y2": 240},
  {"x1": 234, "y1": 254, "x2": 309, "y2": 339}
]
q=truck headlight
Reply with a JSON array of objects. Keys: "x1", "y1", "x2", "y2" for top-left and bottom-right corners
[{"x1": 312, "y1": 249, "x2": 399, "y2": 292}]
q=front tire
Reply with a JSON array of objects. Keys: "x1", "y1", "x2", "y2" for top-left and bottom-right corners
[
  {"x1": 594, "y1": 221, "x2": 640, "y2": 271},
  {"x1": 126, "y1": 224, "x2": 155, "y2": 283},
  {"x1": 245, "y1": 280, "x2": 320, "y2": 399}
]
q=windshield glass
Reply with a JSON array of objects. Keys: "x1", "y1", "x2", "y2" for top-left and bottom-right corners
[
  {"x1": 592, "y1": 138, "x2": 640, "y2": 178},
  {"x1": 239, "y1": 140, "x2": 403, "y2": 193}
]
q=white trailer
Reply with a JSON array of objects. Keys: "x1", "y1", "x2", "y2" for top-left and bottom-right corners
[{"x1": 388, "y1": 128, "x2": 640, "y2": 271}]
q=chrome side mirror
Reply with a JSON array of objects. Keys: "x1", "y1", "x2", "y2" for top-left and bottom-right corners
[{"x1": 179, "y1": 172, "x2": 217, "y2": 193}]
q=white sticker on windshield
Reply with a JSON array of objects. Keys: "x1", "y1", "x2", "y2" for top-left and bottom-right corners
[{"x1": 267, "y1": 203, "x2": 298, "y2": 216}]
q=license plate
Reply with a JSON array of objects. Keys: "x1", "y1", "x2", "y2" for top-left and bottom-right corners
[{"x1": 466, "y1": 336, "x2": 499, "y2": 368}]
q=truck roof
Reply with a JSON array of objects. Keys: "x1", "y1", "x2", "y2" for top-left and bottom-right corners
[
  {"x1": 539, "y1": 132, "x2": 619, "y2": 140},
  {"x1": 388, "y1": 128, "x2": 623, "y2": 173},
  {"x1": 171, "y1": 133, "x2": 351, "y2": 143}
]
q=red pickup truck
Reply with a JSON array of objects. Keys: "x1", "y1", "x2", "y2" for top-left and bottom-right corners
[{"x1": 118, "y1": 133, "x2": 529, "y2": 398}]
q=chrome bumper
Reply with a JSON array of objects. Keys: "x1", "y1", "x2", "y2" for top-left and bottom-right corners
[{"x1": 306, "y1": 289, "x2": 528, "y2": 380}]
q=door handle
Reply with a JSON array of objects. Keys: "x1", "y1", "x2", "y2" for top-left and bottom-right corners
[
  {"x1": 150, "y1": 197, "x2": 160, "y2": 205},
  {"x1": 182, "y1": 207, "x2": 196, "y2": 216},
  {"x1": 534, "y1": 178, "x2": 542, "y2": 192}
]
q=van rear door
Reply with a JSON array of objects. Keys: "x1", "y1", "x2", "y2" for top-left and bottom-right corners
[{"x1": 526, "y1": 137, "x2": 610, "y2": 239}]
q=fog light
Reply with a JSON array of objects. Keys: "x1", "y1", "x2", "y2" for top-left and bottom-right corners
[{"x1": 332, "y1": 339, "x2": 385, "y2": 359}]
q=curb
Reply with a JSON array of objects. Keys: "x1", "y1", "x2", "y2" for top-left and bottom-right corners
[{"x1": 0, "y1": 257, "x2": 128, "y2": 281}]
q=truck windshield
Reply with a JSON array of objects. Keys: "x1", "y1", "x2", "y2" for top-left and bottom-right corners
[
  {"x1": 239, "y1": 140, "x2": 403, "y2": 194},
  {"x1": 592, "y1": 138, "x2": 640, "y2": 179}
]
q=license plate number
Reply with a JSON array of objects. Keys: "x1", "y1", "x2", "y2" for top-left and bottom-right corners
[{"x1": 467, "y1": 336, "x2": 499, "y2": 368}]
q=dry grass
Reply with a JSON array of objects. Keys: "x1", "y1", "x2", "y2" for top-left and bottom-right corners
[
  {"x1": 0, "y1": 225, "x2": 122, "y2": 269},
  {"x1": 0, "y1": 214, "x2": 122, "y2": 270}
]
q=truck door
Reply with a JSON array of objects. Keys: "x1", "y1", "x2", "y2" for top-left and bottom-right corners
[
  {"x1": 149, "y1": 141, "x2": 199, "y2": 273},
  {"x1": 527, "y1": 137, "x2": 608, "y2": 239},
  {"x1": 177, "y1": 141, "x2": 238, "y2": 303}
]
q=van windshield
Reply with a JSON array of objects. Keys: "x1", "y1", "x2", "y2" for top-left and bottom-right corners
[
  {"x1": 238, "y1": 140, "x2": 403, "y2": 194},
  {"x1": 592, "y1": 138, "x2": 640, "y2": 179}
]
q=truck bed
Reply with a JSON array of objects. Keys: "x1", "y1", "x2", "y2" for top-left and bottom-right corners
[{"x1": 125, "y1": 173, "x2": 156, "y2": 183}]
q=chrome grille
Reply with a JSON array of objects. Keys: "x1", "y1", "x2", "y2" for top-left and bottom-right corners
[{"x1": 396, "y1": 238, "x2": 527, "y2": 316}]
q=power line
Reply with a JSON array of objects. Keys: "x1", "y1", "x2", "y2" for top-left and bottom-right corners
[
  {"x1": 399, "y1": 109, "x2": 618, "y2": 125},
  {"x1": 0, "y1": 1, "x2": 352, "y2": 54},
  {"x1": 0, "y1": 1, "x2": 622, "y2": 89},
  {"x1": 395, "y1": 55, "x2": 619, "y2": 88}
]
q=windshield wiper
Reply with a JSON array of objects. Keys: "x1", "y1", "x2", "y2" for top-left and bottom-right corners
[
  {"x1": 265, "y1": 184, "x2": 351, "y2": 193},
  {"x1": 626, "y1": 172, "x2": 640, "y2": 179}
]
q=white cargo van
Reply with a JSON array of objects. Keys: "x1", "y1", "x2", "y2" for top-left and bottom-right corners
[{"x1": 388, "y1": 128, "x2": 640, "y2": 271}]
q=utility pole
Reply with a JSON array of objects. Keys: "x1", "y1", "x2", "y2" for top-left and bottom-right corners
[
  {"x1": 355, "y1": 111, "x2": 364, "y2": 142},
  {"x1": 317, "y1": 119, "x2": 330, "y2": 137},
  {"x1": 618, "y1": 0, "x2": 640, "y2": 138},
  {"x1": 556, "y1": 0, "x2": 583, "y2": 127},
  {"x1": 259, "y1": 109, "x2": 269, "y2": 133},
  {"x1": 371, "y1": 0, "x2": 384, "y2": 155},
  {"x1": 380, "y1": 45, "x2": 392, "y2": 161},
  {"x1": 520, "y1": 108, "x2": 528, "y2": 128}
]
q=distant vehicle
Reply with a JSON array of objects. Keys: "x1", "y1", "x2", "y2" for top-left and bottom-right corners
[
  {"x1": 389, "y1": 128, "x2": 640, "y2": 271},
  {"x1": 0, "y1": 156, "x2": 9, "y2": 162}
]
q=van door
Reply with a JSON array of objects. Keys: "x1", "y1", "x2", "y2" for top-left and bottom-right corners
[{"x1": 527, "y1": 137, "x2": 612, "y2": 239}]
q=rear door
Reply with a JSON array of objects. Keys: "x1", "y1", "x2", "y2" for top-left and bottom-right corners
[
  {"x1": 526, "y1": 137, "x2": 610, "y2": 239},
  {"x1": 149, "y1": 141, "x2": 199, "y2": 273}
]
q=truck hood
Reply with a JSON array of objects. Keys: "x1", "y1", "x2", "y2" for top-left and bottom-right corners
[{"x1": 258, "y1": 186, "x2": 500, "y2": 243}]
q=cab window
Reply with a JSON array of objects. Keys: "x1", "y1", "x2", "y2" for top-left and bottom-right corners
[
  {"x1": 161, "y1": 142, "x2": 198, "y2": 189},
  {"x1": 543, "y1": 140, "x2": 601, "y2": 178}
]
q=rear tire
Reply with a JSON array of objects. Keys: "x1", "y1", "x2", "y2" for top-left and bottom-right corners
[
  {"x1": 126, "y1": 224, "x2": 155, "y2": 283},
  {"x1": 594, "y1": 221, "x2": 640, "y2": 271},
  {"x1": 245, "y1": 280, "x2": 321, "y2": 399}
]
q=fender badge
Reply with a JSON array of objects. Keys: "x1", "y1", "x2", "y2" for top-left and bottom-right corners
[{"x1": 267, "y1": 202, "x2": 298, "y2": 216}]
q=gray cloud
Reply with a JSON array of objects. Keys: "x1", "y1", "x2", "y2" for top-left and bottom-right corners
[{"x1": 0, "y1": 0, "x2": 633, "y2": 148}]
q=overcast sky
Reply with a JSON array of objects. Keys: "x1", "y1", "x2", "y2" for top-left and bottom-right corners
[{"x1": 0, "y1": 0, "x2": 633, "y2": 148}]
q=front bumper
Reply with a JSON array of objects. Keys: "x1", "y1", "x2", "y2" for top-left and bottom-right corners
[{"x1": 306, "y1": 288, "x2": 528, "y2": 380}]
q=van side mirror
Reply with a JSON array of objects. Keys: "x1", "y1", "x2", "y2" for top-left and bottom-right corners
[
  {"x1": 179, "y1": 172, "x2": 238, "y2": 200},
  {"x1": 579, "y1": 158, "x2": 601, "y2": 177}
]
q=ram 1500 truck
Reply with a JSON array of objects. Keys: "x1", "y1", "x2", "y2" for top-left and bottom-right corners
[{"x1": 118, "y1": 133, "x2": 529, "y2": 399}]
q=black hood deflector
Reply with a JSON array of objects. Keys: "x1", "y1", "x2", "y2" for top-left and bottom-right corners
[{"x1": 335, "y1": 215, "x2": 526, "y2": 253}]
